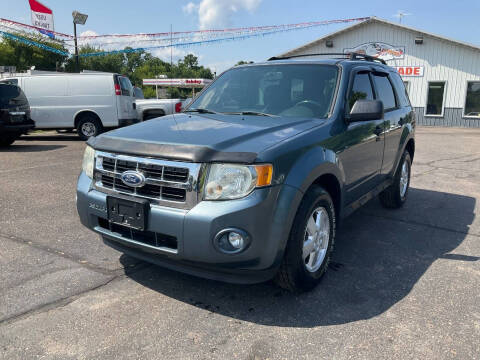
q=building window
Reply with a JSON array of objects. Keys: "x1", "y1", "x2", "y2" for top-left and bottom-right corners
[
  {"x1": 464, "y1": 82, "x2": 480, "y2": 117},
  {"x1": 425, "y1": 82, "x2": 446, "y2": 116}
]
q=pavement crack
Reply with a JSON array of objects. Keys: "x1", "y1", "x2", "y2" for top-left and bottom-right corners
[
  {"x1": 0, "y1": 263, "x2": 150, "y2": 327},
  {"x1": 0, "y1": 232, "x2": 124, "y2": 277}
]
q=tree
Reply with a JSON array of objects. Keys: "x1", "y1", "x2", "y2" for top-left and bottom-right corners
[
  {"x1": 0, "y1": 35, "x2": 214, "y2": 99},
  {"x1": 0, "y1": 33, "x2": 68, "y2": 71},
  {"x1": 235, "y1": 60, "x2": 254, "y2": 66}
]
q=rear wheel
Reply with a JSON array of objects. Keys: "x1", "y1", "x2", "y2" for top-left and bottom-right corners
[
  {"x1": 0, "y1": 135, "x2": 16, "y2": 147},
  {"x1": 379, "y1": 150, "x2": 412, "y2": 208},
  {"x1": 275, "y1": 186, "x2": 336, "y2": 292},
  {"x1": 77, "y1": 115, "x2": 103, "y2": 140}
]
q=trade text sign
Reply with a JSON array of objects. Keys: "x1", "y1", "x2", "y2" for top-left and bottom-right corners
[
  {"x1": 29, "y1": 0, "x2": 55, "y2": 38},
  {"x1": 394, "y1": 66, "x2": 424, "y2": 77},
  {"x1": 344, "y1": 42, "x2": 405, "y2": 61}
]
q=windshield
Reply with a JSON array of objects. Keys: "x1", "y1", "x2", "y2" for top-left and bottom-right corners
[{"x1": 189, "y1": 64, "x2": 338, "y2": 119}]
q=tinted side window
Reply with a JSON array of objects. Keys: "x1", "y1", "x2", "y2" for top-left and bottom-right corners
[
  {"x1": 348, "y1": 72, "x2": 374, "y2": 110},
  {"x1": 373, "y1": 74, "x2": 396, "y2": 110},
  {"x1": 0, "y1": 84, "x2": 27, "y2": 106},
  {"x1": 0, "y1": 78, "x2": 18, "y2": 86},
  {"x1": 390, "y1": 72, "x2": 411, "y2": 107}
]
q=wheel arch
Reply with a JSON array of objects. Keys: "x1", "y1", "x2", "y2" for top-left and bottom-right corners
[
  {"x1": 142, "y1": 108, "x2": 166, "y2": 121},
  {"x1": 282, "y1": 147, "x2": 345, "y2": 226},
  {"x1": 74, "y1": 110, "x2": 102, "y2": 128},
  {"x1": 405, "y1": 138, "x2": 415, "y2": 161}
]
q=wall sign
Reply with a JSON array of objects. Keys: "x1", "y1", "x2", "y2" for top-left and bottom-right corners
[
  {"x1": 394, "y1": 66, "x2": 424, "y2": 77},
  {"x1": 344, "y1": 42, "x2": 405, "y2": 61}
]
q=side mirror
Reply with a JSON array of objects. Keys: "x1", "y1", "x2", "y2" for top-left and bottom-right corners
[{"x1": 348, "y1": 100, "x2": 384, "y2": 122}]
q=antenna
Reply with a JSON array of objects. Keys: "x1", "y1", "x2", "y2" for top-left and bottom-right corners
[{"x1": 394, "y1": 10, "x2": 411, "y2": 24}]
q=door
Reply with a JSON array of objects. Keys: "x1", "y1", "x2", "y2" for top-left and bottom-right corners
[
  {"x1": 337, "y1": 70, "x2": 385, "y2": 204},
  {"x1": 115, "y1": 75, "x2": 136, "y2": 121},
  {"x1": 372, "y1": 71, "x2": 406, "y2": 178}
]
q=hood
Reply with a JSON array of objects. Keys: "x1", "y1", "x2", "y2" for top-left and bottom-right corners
[{"x1": 90, "y1": 113, "x2": 322, "y2": 163}]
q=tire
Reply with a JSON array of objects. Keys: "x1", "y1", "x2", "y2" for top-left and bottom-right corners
[
  {"x1": 379, "y1": 150, "x2": 412, "y2": 209},
  {"x1": 0, "y1": 135, "x2": 16, "y2": 147},
  {"x1": 275, "y1": 186, "x2": 336, "y2": 292},
  {"x1": 77, "y1": 115, "x2": 103, "y2": 141}
]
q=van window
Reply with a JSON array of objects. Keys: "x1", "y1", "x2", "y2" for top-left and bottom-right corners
[{"x1": 119, "y1": 76, "x2": 133, "y2": 96}]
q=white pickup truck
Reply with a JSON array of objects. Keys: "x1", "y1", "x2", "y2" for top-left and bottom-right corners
[{"x1": 134, "y1": 87, "x2": 192, "y2": 121}]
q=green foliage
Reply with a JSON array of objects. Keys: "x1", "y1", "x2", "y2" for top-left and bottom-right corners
[
  {"x1": 1, "y1": 33, "x2": 214, "y2": 99},
  {"x1": 235, "y1": 60, "x2": 254, "y2": 66},
  {"x1": 0, "y1": 33, "x2": 68, "y2": 71}
]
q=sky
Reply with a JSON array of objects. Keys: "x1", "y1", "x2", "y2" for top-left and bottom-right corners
[{"x1": 2, "y1": 0, "x2": 480, "y2": 74}]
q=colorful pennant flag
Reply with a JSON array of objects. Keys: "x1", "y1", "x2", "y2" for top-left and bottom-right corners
[{"x1": 28, "y1": 0, "x2": 55, "y2": 39}]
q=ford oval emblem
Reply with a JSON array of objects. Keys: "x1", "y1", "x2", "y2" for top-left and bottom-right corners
[{"x1": 120, "y1": 171, "x2": 146, "y2": 188}]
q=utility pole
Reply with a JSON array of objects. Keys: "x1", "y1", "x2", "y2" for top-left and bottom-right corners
[
  {"x1": 72, "y1": 11, "x2": 88, "y2": 73},
  {"x1": 73, "y1": 21, "x2": 79, "y2": 72}
]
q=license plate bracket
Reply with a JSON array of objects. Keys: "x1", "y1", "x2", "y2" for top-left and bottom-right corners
[{"x1": 107, "y1": 196, "x2": 149, "y2": 231}]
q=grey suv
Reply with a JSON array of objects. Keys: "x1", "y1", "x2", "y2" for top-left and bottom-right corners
[{"x1": 77, "y1": 53, "x2": 415, "y2": 291}]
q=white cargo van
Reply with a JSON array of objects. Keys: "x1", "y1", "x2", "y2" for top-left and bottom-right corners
[{"x1": 0, "y1": 72, "x2": 139, "y2": 140}]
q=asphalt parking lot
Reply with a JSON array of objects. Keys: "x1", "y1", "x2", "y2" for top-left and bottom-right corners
[{"x1": 0, "y1": 127, "x2": 479, "y2": 359}]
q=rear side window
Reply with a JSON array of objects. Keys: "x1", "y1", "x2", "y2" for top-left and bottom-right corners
[
  {"x1": 348, "y1": 72, "x2": 374, "y2": 110},
  {"x1": 390, "y1": 72, "x2": 411, "y2": 107},
  {"x1": 373, "y1": 74, "x2": 397, "y2": 111},
  {"x1": 119, "y1": 76, "x2": 133, "y2": 96},
  {"x1": 0, "y1": 84, "x2": 27, "y2": 106}
]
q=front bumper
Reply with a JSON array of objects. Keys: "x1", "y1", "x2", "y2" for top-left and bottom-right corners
[
  {"x1": 0, "y1": 120, "x2": 35, "y2": 134},
  {"x1": 77, "y1": 172, "x2": 302, "y2": 284}
]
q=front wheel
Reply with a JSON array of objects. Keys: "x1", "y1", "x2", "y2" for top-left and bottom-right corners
[
  {"x1": 77, "y1": 115, "x2": 103, "y2": 141},
  {"x1": 379, "y1": 150, "x2": 412, "y2": 208},
  {"x1": 275, "y1": 186, "x2": 336, "y2": 292}
]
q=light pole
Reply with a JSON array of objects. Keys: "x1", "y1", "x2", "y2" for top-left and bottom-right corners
[{"x1": 72, "y1": 11, "x2": 88, "y2": 73}]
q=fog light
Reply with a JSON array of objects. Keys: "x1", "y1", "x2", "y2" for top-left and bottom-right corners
[
  {"x1": 214, "y1": 228, "x2": 251, "y2": 254},
  {"x1": 228, "y1": 232, "x2": 244, "y2": 249}
]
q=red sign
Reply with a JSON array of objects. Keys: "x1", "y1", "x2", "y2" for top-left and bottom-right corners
[{"x1": 395, "y1": 66, "x2": 424, "y2": 77}]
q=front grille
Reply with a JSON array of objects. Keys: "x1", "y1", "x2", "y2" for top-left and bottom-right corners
[
  {"x1": 94, "y1": 151, "x2": 203, "y2": 209},
  {"x1": 98, "y1": 218, "x2": 178, "y2": 250}
]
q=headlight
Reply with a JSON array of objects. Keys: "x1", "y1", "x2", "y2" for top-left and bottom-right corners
[
  {"x1": 82, "y1": 145, "x2": 95, "y2": 179},
  {"x1": 204, "y1": 163, "x2": 273, "y2": 200}
]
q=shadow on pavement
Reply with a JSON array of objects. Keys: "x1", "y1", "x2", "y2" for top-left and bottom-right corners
[
  {"x1": 20, "y1": 134, "x2": 83, "y2": 142},
  {"x1": 0, "y1": 143, "x2": 67, "y2": 152},
  {"x1": 120, "y1": 188, "x2": 476, "y2": 327}
]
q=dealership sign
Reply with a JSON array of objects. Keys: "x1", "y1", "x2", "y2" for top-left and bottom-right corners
[
  {"x1": 394, "y1": 66, "x2": 424, "y2": 77},
  {"x1": 29, "y1": 0, "x2": 55, "y2": 38},
  {"x1": 143, "y1": 78, "x2": 213, "y2": 88},
  {"x1": 344, "y1": 42, "x2": 405, "y2": 61}
]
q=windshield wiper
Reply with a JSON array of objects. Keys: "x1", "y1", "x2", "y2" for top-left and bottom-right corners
[
  {"x1": 184, "y1": 108, "x2": 218, "y2": 114},
  {"x1": 224, "y1": 111, "x2": 277, "y2": 117}
]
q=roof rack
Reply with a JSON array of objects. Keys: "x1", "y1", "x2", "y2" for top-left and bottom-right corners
[{"x1": 267, "y1": 52, "x2": 387, "y2": 65}]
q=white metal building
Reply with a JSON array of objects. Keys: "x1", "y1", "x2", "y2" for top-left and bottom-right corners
[{"x1": 280, "y1": 17, "x2": 480, "y2": 127}]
